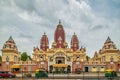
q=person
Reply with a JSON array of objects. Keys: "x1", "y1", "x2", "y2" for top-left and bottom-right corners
[
  {"x1": 64, "y1": 68, "x2": 67, "y2": 74},
  {"x1": 112, "y1": 71, "x2": 117, "y2": 77}
]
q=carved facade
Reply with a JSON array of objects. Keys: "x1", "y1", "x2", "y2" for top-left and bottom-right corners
[
  {"x1": 88, "y1": 37, "x2": 120, "y2": 72},
  {"x1": 1, "y1": 36, "x2": 20, "y2": 71},
  {"x1": 1, "y1": 21, "x2": 120, "y2": 73},
  {"x1": 33, "y1": 21, "x2": 86, "y2": 73}
]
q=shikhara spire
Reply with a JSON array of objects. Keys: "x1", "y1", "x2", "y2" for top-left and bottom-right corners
[
  {"x1": 40, "y1": 32, "x2": 49, "y2": 51},
  {"x1": 105, "y1": 36, "x2": 111, "y2": 43},
  {"x1": 53, "y1": 20, "x2": 66, "y2": 48},
  {"x1": 8, "y1": 36, "x2": 14, "y2": 42},
  {"x1": 71, "y1": 32, "x2": 79, "y2": 51}
]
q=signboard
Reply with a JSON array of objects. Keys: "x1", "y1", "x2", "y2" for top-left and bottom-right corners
[
  {"x1": 6, "y1": 56, "x2": 9, "y2": 62},
  {"x1": 110, "y1": 62, "x2": 114, "y2": 64},
  {"x1": 6, "y1": 62, "x2": 9, "y2": 65},
  {"x1": 76, "y1": 62, "x2": 79, "y2": 64},
  {"x1": 41, "y1": 62, "x2": 44, "y2": 64}
]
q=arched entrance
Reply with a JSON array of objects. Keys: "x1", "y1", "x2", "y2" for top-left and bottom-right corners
[
  {"x1": 49, "y1": 65, "x2": 53, "y2": 73},
  {"x1": 67, "y1": 65, "x2": 71, "y2": 73},
  {"x1": 52, "y1": 52, "x2": 68, "y2": 73},
  {"x1": 55, "y1": 57, "x2": 65, "y2": 64},
  {"x1": 85, "y1": 67, "x2": 89, "y2": 72},
  {"x1": 54, "y1": 57, "x2": 65, "y2": 73},
  {"x1": 52, "y1": 64, "x2": 68, "y2": 73}
]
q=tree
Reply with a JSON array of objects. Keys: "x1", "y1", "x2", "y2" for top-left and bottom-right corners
[
  {"x1": 0, "y1": 55, "x2": 2, "y2": 62},
  {"x1": 21, "y1": 52, "x2": 28, "y2": 61},
  {"x1": 27, "y1": 55, "x2": 32, "y2": 61},
  {"x1": 86, "y1": 55, "x2": 90, "y2": 62}
]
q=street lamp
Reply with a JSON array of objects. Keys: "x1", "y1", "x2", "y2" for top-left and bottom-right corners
[
  {"x1": 83, "y1": 68, "x2": 84, "y2": 80},
  {"x1": 98, "y1": 67, "x2": 100, "y2": 80}
]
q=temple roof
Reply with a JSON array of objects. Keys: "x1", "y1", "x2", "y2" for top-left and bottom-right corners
[
  {"x1": 100, "y1": 36, "x2": 118, "y2": 51},
  {"x1": 94, "y1": 51, "x2": 98, "y2": 57},
  {"x1": 2, "y1": 36, "x2": 18, "y2": 50}
]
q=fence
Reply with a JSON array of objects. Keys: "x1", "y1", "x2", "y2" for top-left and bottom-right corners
[{"x1": 0, "y1": 71, "x2": 120, "y2": 80}]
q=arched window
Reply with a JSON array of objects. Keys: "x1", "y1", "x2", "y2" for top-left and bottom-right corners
[
  {"x1": 14, "y1": 56, "x2": 17, "y2": 62},
  {"x1": 110, "y1": 45, "x2": 113, "y2": 49},
  {"x1": 6, "y1": 56, "x2": 9, "y2": 62},
  {"x1": 110, "y1": 56, "x2": 114, "y2": 62},
  {"x1": 6, "y1": 45, "x2": 10, "y2": 49}
]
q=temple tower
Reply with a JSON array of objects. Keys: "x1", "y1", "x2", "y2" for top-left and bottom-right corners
[
  {"x1": 52, "y1": 20, "x2": 68, "y2": 48},
  {"x1": 40, "y1": 32, "x2": 49, "y2": 51},
  {"x1": 71, "y1": 32, "x2": 79, "y2": 51},
  {"x1": 1, "y1": 36, "x2": 19, "y2": 62},
  {"x1": 102, "y1": 36, "x2": 117, "y2": 50}
]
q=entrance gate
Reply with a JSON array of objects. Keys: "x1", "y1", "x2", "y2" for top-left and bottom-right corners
[
  {"x1": 49, "y1": 65, "x2": 53, "y2": 73},
  {"x1": 85, "y1": 67, "x2": 89, "y2": 72},
  {"x1": 67, "y1": 65, "x2": 71, "y2": 73}
]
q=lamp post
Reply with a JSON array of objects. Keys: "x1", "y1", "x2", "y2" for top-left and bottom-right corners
[
  {"x1": 67, "y1": 62, "x2": 71, "y2": 79},
  {"x1": 83, "y1": 69, "x2": 84, "y2": 80},
  {"x1": 52, "y1": 69, "x2": 54, "y2": 79},
  {"x1": 21, "y1": 68, "x2": 23, "y2": 80},
  {"x1": 98, "y1": 67, "x2": 100, "y2": 80},
  {"x1": 81, "y1": 59, "x2": 84, "y2": 80}
]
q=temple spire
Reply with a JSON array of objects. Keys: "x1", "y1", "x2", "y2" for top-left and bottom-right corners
[
  {"x1": 106, "y1": 36, "x2": 111, "y2": 43},
  {"x1": 102, "y1": 36, "x2": 117, "y2": 50},
  {"x1": 71, "y1": 33, "x2": 79, "y2": 51},
  {"x1": 54, "y1": 20, "x2": 66, "y2": 48},
  {"x1": 40, "y1": 32, "x2": 49, "y2": 51},
  {"x1": 74, "y1": 32, "x2": 75, "y2": 35},
  {"x1": 44, "y1": 32, "x2": 46, "y2": 35},
  {"x1": 8, "y1": 36, "x2": 14, "y2": 42}
]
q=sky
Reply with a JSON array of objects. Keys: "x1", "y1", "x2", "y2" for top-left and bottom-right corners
[{"x1": 0, "y1": 0, "x2": 120, "y2": 57}]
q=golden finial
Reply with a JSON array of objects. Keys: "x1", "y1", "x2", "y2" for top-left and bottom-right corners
[
  {"x1": 44, "y1": 32, "x2": 46, "y2": 35},
  {"x1": 59, "y1": 19, "x2": 61, "y2": 24},
  {"x1": 74, "y1": 32, "x2": 75, "y2": 35}
]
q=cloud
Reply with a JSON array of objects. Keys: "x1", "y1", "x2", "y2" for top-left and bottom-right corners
[
  {"x1": 17, "y1": 11, "x2": 42, "y2": 24},
  {"x1": 19, "y1": 33, "x2": 33, "y2": 39},
  {"x1": 0, "y1": 0, "x2": 120, "y2": 57},
  {"x1": 14, "y1": 0, "x2": 35, "y2": 12},
  {"x1": 87, "y1": 0, "x2": 120, "y2": 19},
  {"x1": 89, "y1": 24, "x2": 109, "y2": 31}
]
